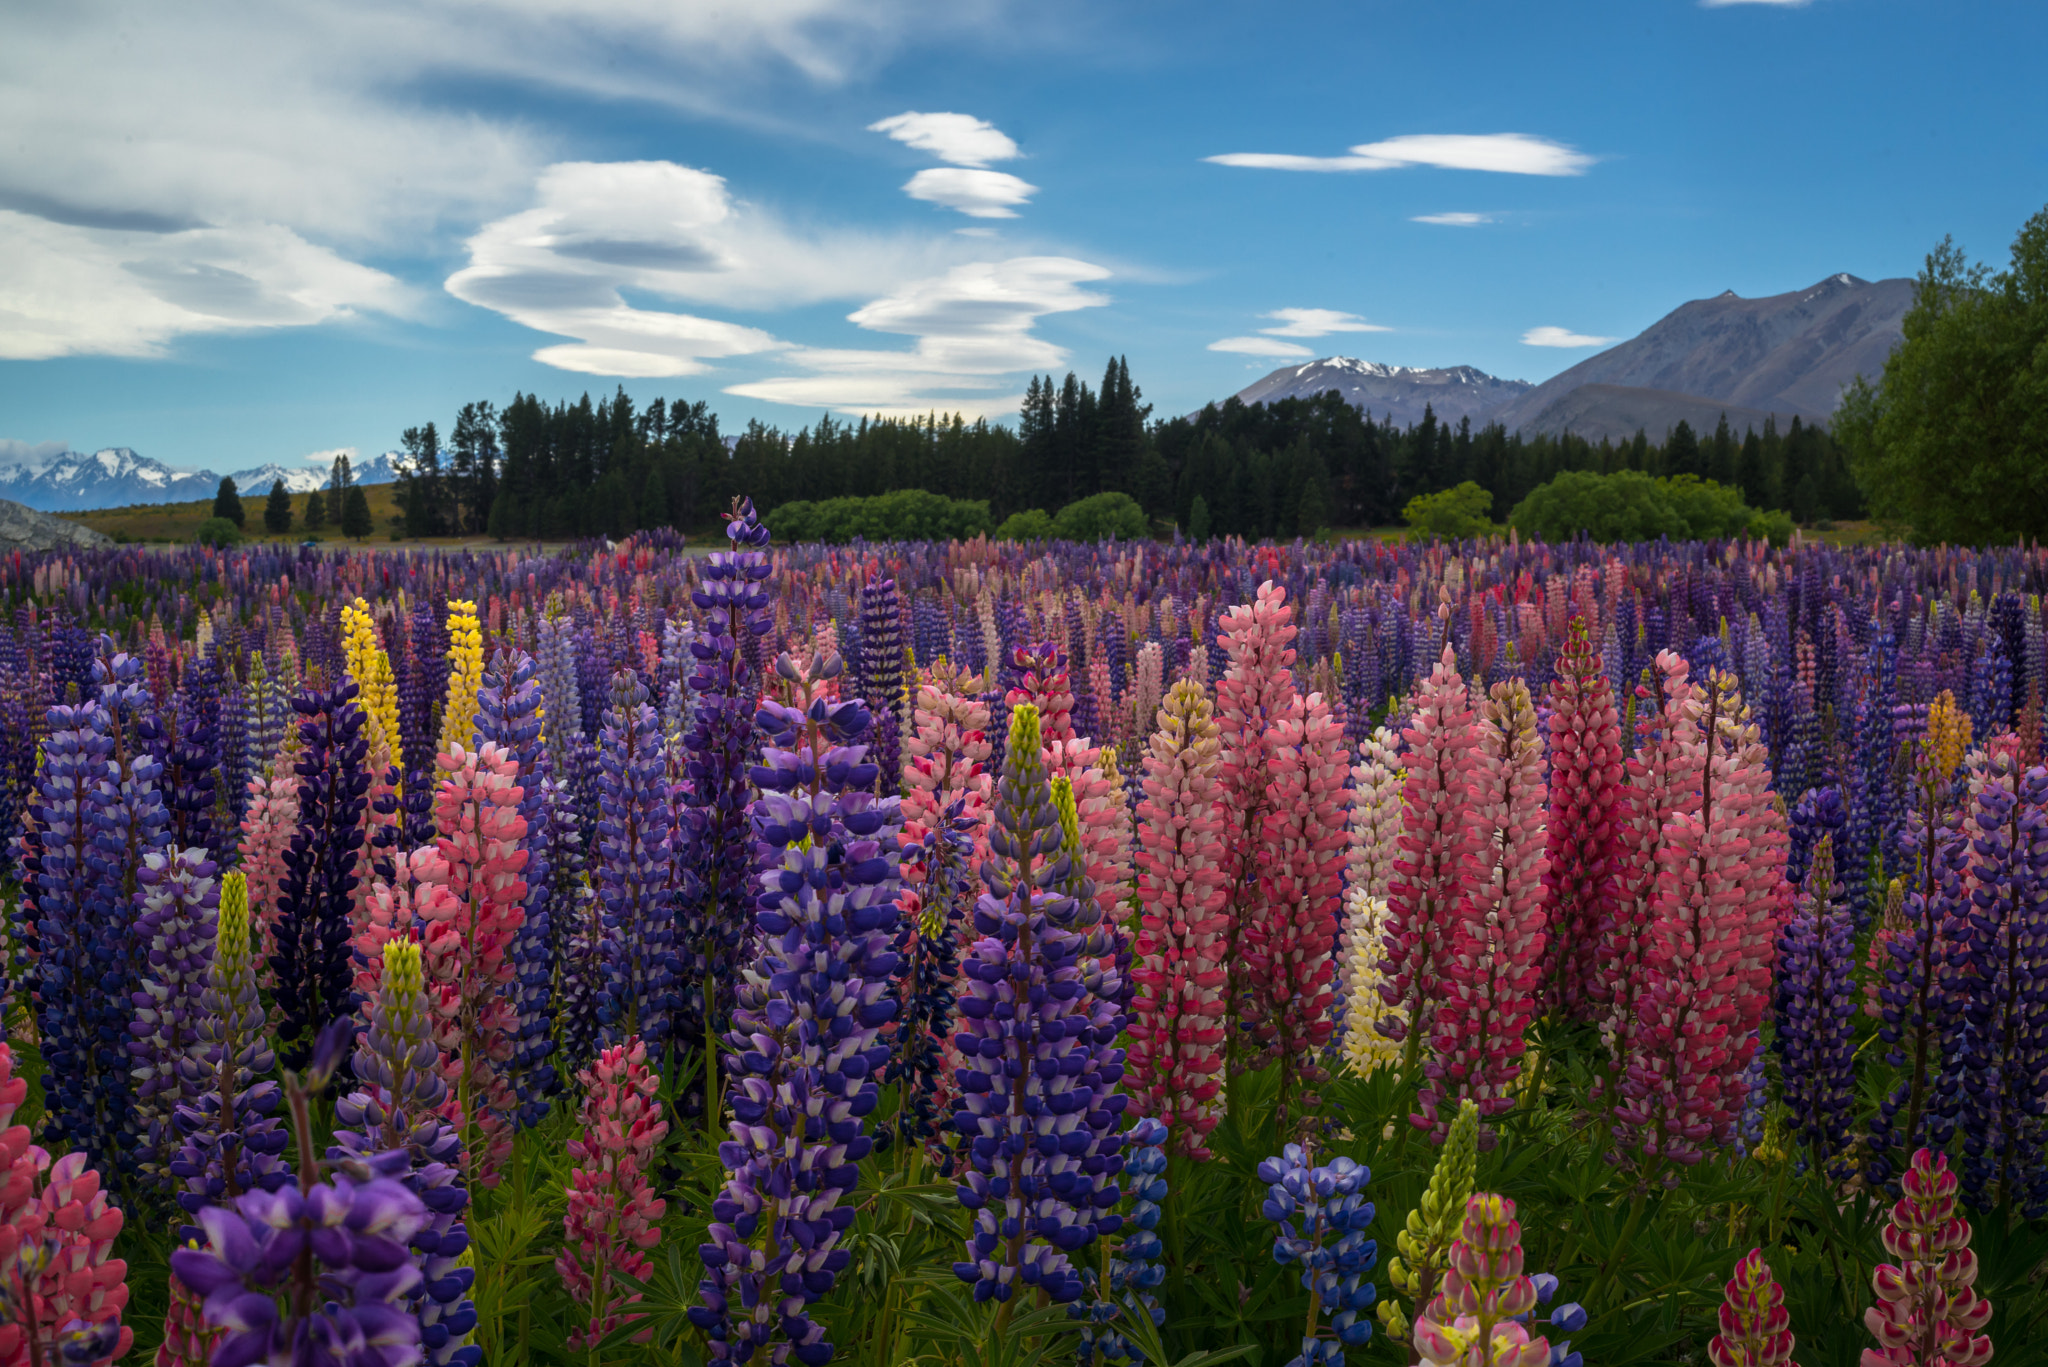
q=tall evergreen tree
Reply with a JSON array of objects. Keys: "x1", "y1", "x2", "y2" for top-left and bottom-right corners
[
  {"x1": 213, "y1": 476, "x2": 245, "y2": 527},
  {"x1": 400, "y1": 421, "x2": 445, "y2": 538},
  {"x1": 304, "y1": 487, "x2": 327, "y2": 532},
  {"x1": 263, "y1": 479, "x2": 292, "y2": 534}
]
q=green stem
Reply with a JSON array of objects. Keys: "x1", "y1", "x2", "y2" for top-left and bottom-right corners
[{"x1": 1590, "y1": 1195, "x2": 1649, "y2": 1322}]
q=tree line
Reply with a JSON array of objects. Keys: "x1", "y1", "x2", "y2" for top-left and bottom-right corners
[{"x1": 390, "y1": 356, "x2": 1859, "y2": 542}]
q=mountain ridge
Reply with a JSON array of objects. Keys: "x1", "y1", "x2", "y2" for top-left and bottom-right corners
[{"x1": 0, "y1": 447, "x2": 405, "y2": 511}]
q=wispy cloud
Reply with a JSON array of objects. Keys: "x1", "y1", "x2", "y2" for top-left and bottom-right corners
[
  {"x1": 1208, "y1": 133, "x2": 1592, "y2": 177},
  {"x1": 1208, "y1": 336, "x2": 1314, "y2": 358},
  {"x1": 903, "y1": 168, "x2": 1039, "y2": 218},
  {"x1": 1412, "y1": 212, "x2": 1492, "y2": 226},
  {"x1": 300, "y1": 446, "x2": 359, "y2": 468},
  {"x1": 1259, "y1": 307, "x2": 1388, "y2": 337},
  {"x1": 1522, "y1": 325, "x2": 1616, "y2": 348},
  {"x1": 869, "y1": 111, "x2": 1020, "y2": 166},
  {"x1": 0, "y1": 438, "x2": 69, "y2": 466}
]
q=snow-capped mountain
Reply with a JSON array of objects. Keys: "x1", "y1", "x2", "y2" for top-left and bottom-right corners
[
  {"x1": 0, "y1": 448, "x2": 220, "y2": 511},
  {"x1": 0, "y1": 447, "x2": 407, "y2": 511},
  {"x1": 1229, "y1": 359, "x2": 1534, "y2": 429}
]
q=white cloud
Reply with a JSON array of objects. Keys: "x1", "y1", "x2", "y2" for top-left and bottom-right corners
[
  {"x1": 1208, "y1": 336, "x2": 1315, "y2": 358},
  {"x1": 1260, "y1": 308, "x2": 1388, "y2": 337},
  {"x1": 1522, "y1": 326, "x2": 1617, "y2": 348},
  {"x1": 1412, "y1": 212, "x2": 1493, "y2": 226},
  {"x1": 0, "y1": 1, "x2": 1001, "y2": 358},
  {"x1": 450, "y1": 161, "x2": 1108, "y2": 410},
  {"x1": 0, "y1": 211, "x2": 411, "y2": 361},
  {"x1": 729, "y1": 256, "x2": 1111, "y2": 413},
  {"x1": 1209, "y1": 133, "x2": 1591, "y2": 177},
  {"x1": 902, "y1": 168, "x2": 1040, "y2": 219},
  {"x1": 868, "y1": 111, "x2": 1021, "y2": 166},
  {"x1": 0, "y1": 439, "x2": 69, "y2": 466}
]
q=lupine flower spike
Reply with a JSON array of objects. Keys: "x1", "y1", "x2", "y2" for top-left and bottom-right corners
[
  {"x1": 1710, "y1": 1249, "x2": 1798, "y2": 1367},
  {"x1": 1412, "y1": 1195, "x2": 1551, "y2": 1367},
  {"x1": 561, "y1": 1038, "x2": 668, "y2": 1353},
  {"x1": 1382, "y1": 1098, "x2": 1479, "y2": 1344},
  {"x1": 1862, "y1": 1149, "x2": 1992, "y2": 1367},
  {"x1": 1256, "y1": 1143, "x2": 1377, "y2": 1367}
]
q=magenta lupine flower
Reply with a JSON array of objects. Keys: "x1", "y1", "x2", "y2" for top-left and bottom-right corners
[
  {"x1": 1862, "y1": 1150, "x2": 1993, "y2": 1367},
  {"x1": 1542, "y1": 618, "x2": 1622, "y2": 1024},
  {"x1": 560, "y1": 1038, "x2": 668, "y2": 1352},
  {"x1": 1412, "y1": 1195, "x2": 1550, "y2": 1367},
  {"x1": 1420, "y1": 680, "x2": 1549, "y2": 1144},
  {"x1": 1709, "y1": 1249, "x2": 1798, "y2": 1367}
]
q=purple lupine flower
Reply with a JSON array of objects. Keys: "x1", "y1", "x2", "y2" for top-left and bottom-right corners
[
  {"x1": 1785, "y1": 785, "x2": 1845, "y2": 895},
  {"x1": 397, "y1": 602, "x2": 446, "y2": 851},
  {"x1": 860, "y1": 576, "x2": 904, "y2": 795},
  {"x1": 1074, "y1": 1116, "x2": 1171, "y2": 1366},
  {"x1": 692, "y1": 651, "x2": 900, "y2": 1366},
  {"x1": 164, "y1": 657, "x2": 223, "y2": 862},
  {"x1": 1842, "y1": 632, "x2": 1900, "y2": 925},
  {"x1": 1771, "y1": 832, "x2": 1857, "y2": 1175},
  {"x1": 243, "y1": 650, "x2": 290, "y2": 779},
  {"x1": 537, "y1": 613, "x2": 600, "y2": 840},
  {"x1": 1946, "y1": 753, "x2": 2048, "y2": 1215},
  {"x1": 881, "y1": 798, "x2": 973, "y2": 1154},
  {"x1": 270, "y1": 681, "x2": 371, "y2": 1071},
  {"x1": 476, "y1": 648, "x2": 556, "y2": 1125},
  {"x1": 596, "y1": 670, "x2": 677, "y2": 1049},
  {"x1": 171, "y1": 871, "x2": 295, "y2": 1242},
  {"x1": 218, "y1": 675, "x2": 251, "y2": 829},
  {"x1": 172, "y1": 1022, "x2": 430, "y2": 1367},
  {"x1": 129, "y1": 846, "x2": 221, "y2": 1192},
  {"x1": 330, "y1": 940, "x2": 479, "y2": 1367},
  {"x1": 950, "y1": 702, "x2": 1126, "y2": 1309},
  {"x1": 1256, "y1": 1143, "x2": 1377, "y2": 1367},
  {"x1": 547, "y1": 770, "x2": 607, "y2": 1080},
  {"x1": 679, "y1": 497, "x2": 774, "y2": 1085}
]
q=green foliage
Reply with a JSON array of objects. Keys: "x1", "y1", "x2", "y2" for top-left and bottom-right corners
[
  {"x1": 1050, "y1": 491, "x2": 1149, "y2": 541},
  {"x1": 303, "y1": 487, "x2": 327, "y2": 531},
  {"x1": 1509, "y1": 468, "x2": 1791, "y2": 544},
  {"x1": 994, "y1": 508, "x2": 1055, "y2": 541},
  {"x1": 194, "y1": 516, "x2": 243, "y2": 547},
  {"x1": 1402, "y1": 480, "x2": 1497, "y2": 539},
  {"x1": 262, "y1": 480, "x2": 293, "y2": 534},
  {"x1": 766, "y1": 489, "x2": 994, "y2": 544},
  {"x1": 212, "y1": 477, "x2": 244, "y2": 527},
  {"x1": 1836, "y1": 205, "x2": 2048, "y2": 544},
  {"x1": 341, "y1": 484, "x2": 373, "y2": 540},
  {"x1": 1187, "y1": 493, "x2": 1212, "y2": 541}
]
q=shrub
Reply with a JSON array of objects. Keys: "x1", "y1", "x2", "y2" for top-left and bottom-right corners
[
  {"x1": 995, "y1": 508, "x2": 1055, "y2": 541},
  {"x1": 1510, "y1": 469, "x2": 1791, "y2": 544},
  {"x1": 1402, "y1": 481, "x2": 1497, "y2": 540},
  {"x1": 765, "y1": 490, "x2": 993, "y2": 544},
  {"x1": 195, "y1": 517, "x2": 243, "y2": 547},
  {"x1": 1051, "y1": 492, "x2": 1149, "y2": 541}
]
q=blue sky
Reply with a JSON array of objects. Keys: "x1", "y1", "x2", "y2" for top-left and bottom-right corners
[{"x1": 3, "y1": 0, "x2": 2044, "y2": 476}]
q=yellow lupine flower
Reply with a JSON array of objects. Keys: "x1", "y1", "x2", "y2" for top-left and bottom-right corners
[
  {"x1": 341, "y1": 598, "x2": 399, "y2": 768},
  {"x1": 441, "y1": 599, "x2": 484, "y2": 753}
]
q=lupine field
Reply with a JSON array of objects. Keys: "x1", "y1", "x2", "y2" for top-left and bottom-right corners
[{"x1": 0, "y1": 504, "x2": 2045, "y2": 1367}]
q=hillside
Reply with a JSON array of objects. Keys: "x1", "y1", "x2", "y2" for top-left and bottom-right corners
[{"x1": 1230, "y1": 358, "x2": 1532, "y2": 428}]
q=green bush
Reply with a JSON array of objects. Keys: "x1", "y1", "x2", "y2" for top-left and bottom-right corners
[
  {"x1": 994, "y1": 508, "x2": 1055, "y2": 541},
  {"x1": 1509, "y1": 469, "x2": 1789, "y2": 544},
  {"x1": 195, "y1": 517, "x2": 243, "y2": 548},
  {"x1": 1401, "y1": 481, "x2": 1497, "y2": 540},
  {"x1": 765, "y1": 489, "x2": 993, "y2": 544},
  {"x1": 1050, "y1": 491, "x2": 1148, "y2": 541}
]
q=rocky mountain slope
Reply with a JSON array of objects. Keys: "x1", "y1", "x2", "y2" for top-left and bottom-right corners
[
  {"x1": 0, "y1": 447, "x2": 406, "y2": 511},
  {"x1": 1231, "y1": 358, "x2": 1533, "y2": 429},
  {"x1": 0, "y1": 498, "x2": 113, "y2": 550}
]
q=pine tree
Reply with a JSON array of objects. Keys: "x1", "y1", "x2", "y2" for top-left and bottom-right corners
[
  {"x1": 263, "y1": 479, "x2": 292, "y2": 534},
  {"x1": 304, "y1": 487, "x2": 327, "y2": 531},
  {"x1": 341, "y1": 484, "x2": 373, "y2": 541},
  {"x1": 1666, "y1": 420, "x2": 1701, "y2": 479},
  {"x1": 213, "y1": 476, "x2": 245, "y2": 527},
  {"x1": 401, "y1": 421, "x2": 445, "y2": 538}
]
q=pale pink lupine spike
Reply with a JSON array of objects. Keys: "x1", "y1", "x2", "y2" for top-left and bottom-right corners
[
  {"x1": 237, "y1": 767, "x2": 300, "y2": 985},
  {"x1": 1379, "y1": 646, "x2": 1480, "y2": 1069},
  {"x1": 559, "y1": 1036, "x2": 670, "y2": 1353},
  {"x1": 1241, "y1": 689, "x2": 1349, "y2": 1128},
  {"x1": 1127, "y1": 678, "x2": 1231, "y2": 1157},
  {"x1": 1419, "y1": 678, "x2": 1550, "y2": 1143}
]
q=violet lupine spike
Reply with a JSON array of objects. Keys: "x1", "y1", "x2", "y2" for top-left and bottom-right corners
[
  {"x1": 1771, "y1": 832, "x2": 1858, "y2": 1176},
  {"x1": 330, "y1": 939, "x2": 480, "y2": 1367},
  {"x1": 1946, "y1": 751, "x2": 2048, "y2": 1216},
  {"x1": 884, "y1": 799, "x2": 973, "y2": 1154},
  {"x1": 128, "y1": 846, "x2": 221, "y2": 1195},
  {"x1": 596, "y1": 670, "x2": 677, "y2": 1050},
  {"x1": 476, "y1": 648, "x2": 556, "y2": 1127},
  {"x1": 692, "y1": 651, "x2": 901, "y2": 1365},
  {"x1": 170, "y1": 871, "x2": 294, "y2": 1243},
  {"x1": 861, "y1": 576, "x2": 906, "y2": 795},
  {"x1": 680, "y1": 496, "x2": 774, "y2": 1083},
  {"x1": 948, "y1": 702, "x2": 1127, "y2": 1309},
  {"x1": 270, "y1": 680, "x2": 372, "y2": 1071}
]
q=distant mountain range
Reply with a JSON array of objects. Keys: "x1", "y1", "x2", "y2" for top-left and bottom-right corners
[
  {"x1": 1230, "y1": 273, "x2": 1912, "y2": 443},
  {"x1": 0, "y1": 447, "x2": 406, "y2": 512}
]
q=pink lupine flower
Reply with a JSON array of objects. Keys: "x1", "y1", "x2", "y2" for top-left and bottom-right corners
[
  {"x1": 1380, "y1": 645, "x2": 1479, "y2": 1073},
  {"x1": 155, "y1": 1258, "x2": 219, "y2": 1367},
  {"x1": 0, "y1": 1041, "x2": 133, "y2": 1367},
  {"x1": 1349, "y1": 724, "x2": 1405, "y2": 903},
  {"x1": 1214, "y1": 581, "x2": 1301, "y2": 1058},
  {"x1": 1420, "y1": 679, "x2": 1549, "y2": 1142},
  {"x1": 1710, "y1": 1249, "x2": 1798, "y2": 1367},
  {"x1": 417, "y1": 740, "x2": 529, "y2": 1189},
  {"x1": 1242, "y1": 690, "x2": 1348, "y2": 1128},
  {"x1": 1128, "y1": 679, "x2": 1231, "y2": 1157},
  {"x1": 236, "y1": 768, "x2": 299, "y2": 980},
  {"x1": 1863, "y1": 1150, "x2": 1992, "y2": 1367},
  {"x1": 1543, "y1": 618, "x2": 1623, "y2": 1023},
  {"x1": 559, "y1": 1037, "x2": 669, "y2": 1353},
  {"x1": 1412, "y1": 1194, "x2": 1551, "y2": 1367},
  {"x1": 1007, "y1": 642, "x2": 1076, "y2": 744},
  {"x1": 899, "y1": 662, "x2": 994, "y2": 846}
]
